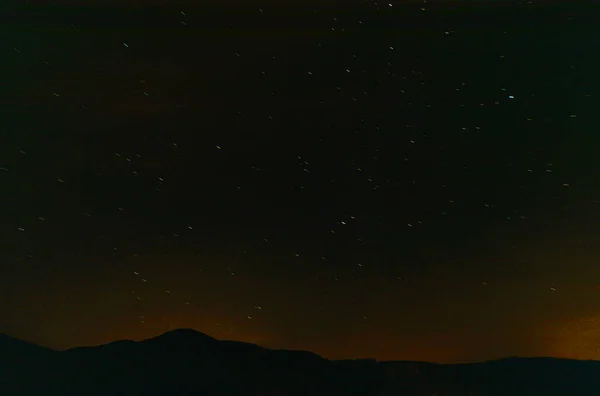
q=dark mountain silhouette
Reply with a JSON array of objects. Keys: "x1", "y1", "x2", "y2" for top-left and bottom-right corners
[{"x1": 1, "y1": 329, "x2": 600, "y2": 395}]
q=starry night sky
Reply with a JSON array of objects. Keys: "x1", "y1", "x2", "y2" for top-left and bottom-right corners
[{"x1": 2, "y1": 0, "x2": 600, "y2": 363}]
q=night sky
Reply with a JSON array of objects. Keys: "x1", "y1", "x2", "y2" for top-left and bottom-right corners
[{"x1": 2, "y1": 0, "x2": 600, "y2": 364}]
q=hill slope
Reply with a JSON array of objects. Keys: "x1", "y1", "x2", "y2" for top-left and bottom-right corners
[{"x1": 2, "y1": 329, "x2": 600, "y2": 395}]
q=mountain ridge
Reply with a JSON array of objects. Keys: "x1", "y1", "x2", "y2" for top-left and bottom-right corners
[
  {"x1": 2, "y1": 328, "x2": 600, "y2": 395},
  {"x1": 5, "y1": 328, "x2": 600, "y2": 364}
]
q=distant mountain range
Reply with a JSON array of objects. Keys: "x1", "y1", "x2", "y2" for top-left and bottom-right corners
[{"x1": 1, "y1": 329, "x2": 600, "y2": 395}]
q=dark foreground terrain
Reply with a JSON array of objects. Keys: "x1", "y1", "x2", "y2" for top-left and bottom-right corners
[{"x1": 2, "y1": 329, "x2": 600, "y2": 396}]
